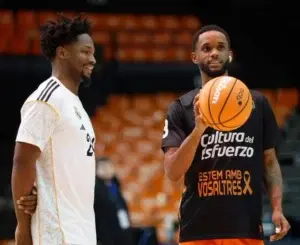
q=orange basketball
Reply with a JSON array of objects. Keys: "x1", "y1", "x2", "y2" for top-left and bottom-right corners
[{"x1": 198, "y1": 76, "x2": 253, "y2": 131}]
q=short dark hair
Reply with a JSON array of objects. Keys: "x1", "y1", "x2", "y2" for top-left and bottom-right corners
[
  {"x1": 192, "y1": 24, "x2": 231, "y2": 51},
  {"x1": 40, "y1": 13, "x2": 92, "y2": 61}
]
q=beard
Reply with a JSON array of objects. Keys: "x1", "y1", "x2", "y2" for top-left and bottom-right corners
[
  {"x1": 199, "y1": 58, "x2": 230, "y2": 78},
  {"x1": 80, "y1": 75, "x2": 92, "y2": 88}
]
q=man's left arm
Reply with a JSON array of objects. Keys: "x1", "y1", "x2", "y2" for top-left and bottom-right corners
[
  {"x1": 262, "y1": 94, "x2": 290, "y2": 241},
  {"x1": 264, "y1": 148, "x2": 290, "y2": 241},
  {"x1": 263, "y1": 148, "x2": 283, "y2": 213}
]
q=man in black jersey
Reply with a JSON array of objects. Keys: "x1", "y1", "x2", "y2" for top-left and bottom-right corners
[{"x1": 161, "y1": 25, "x2": 290, "y2": 245}]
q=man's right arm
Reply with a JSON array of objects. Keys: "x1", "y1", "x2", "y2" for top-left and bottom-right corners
[
  {"x1": 12, "y1": 143, "x2": 41, "y2": 231},
  {"x1": 164, "y1": 128, "x2": 204, "y2": 181},
  {"x1": 12, "y1": 101, "x2": 59, "y2": 235},
  {"x1": 161, "y1": 97, "x2": 207, "y2": 181}
]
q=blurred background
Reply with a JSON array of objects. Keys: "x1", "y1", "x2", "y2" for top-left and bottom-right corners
[{"x1": 0, "y1": 0, "x2": 299, "y2": 244}]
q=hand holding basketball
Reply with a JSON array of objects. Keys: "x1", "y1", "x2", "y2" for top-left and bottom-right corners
[
  {"x1": 193, "y1": 93, "x2": 208, "y2": 134},
  {"x1": 198, "y1": 76, "x2": 253, "y2": 131}
]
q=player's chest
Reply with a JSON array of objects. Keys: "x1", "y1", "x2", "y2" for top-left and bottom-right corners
[{"x1": 58, "y1": 104, "x2": 95, "y2": 140}]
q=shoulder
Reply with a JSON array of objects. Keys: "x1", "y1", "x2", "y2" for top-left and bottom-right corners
[
  {"x1": 167, "y1": 88, "x2": 199, "y2": 113},
  {"x1": 165, "y1": 88, "x2": 199, "y2": 119},
  {"x1": 250, "y1": 89, "x2": 266, "y2": 101},
  {"x1": 23, "y1": 77, "x2": 65, "y2": 116},
  {"x1": 250, "y1": 89, "x2": 270, "y2": 108},
  {"x1": 178, "y1": 88, "x2": 200, "y2": 107}
]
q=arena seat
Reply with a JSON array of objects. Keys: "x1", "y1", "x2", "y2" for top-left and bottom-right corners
[
  {"x1": 7, "y1": 35, "x2": 30, "y2": 55},
  {"x1": 15, "y1": 11, "x2": 37, "y2": 37},
  {"x1": 260, "y1": 88, "x2": 299, "y2": 128},
  {"x1": 0, "y1": 10, "x2": 200, "y2": 63},
  {"x1": 0, "y1": 10, "x2": 14, "y2": 53},
  {"x1": 181, "y1": 15, "x2": 201, "y2": 30},
  {"x1": 38, "y1": 11, "x2": 58, "y2": 23},
  {"x1": 31, "y1": 38, "x2": 41, "y2": 55}
]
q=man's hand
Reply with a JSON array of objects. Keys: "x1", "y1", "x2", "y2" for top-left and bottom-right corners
[
  {"x1": 17, "y1": 187, "x2": 37, "y2": 215},
  {"x1": 270, "y1": 210, "x2": 290, "y2": 242},
  {"x1": 193, "y1": 93, "x2": 208, "y2": 134},
  {"x1": 15, "y1": 225, "x2": 32, "y2": 245}
]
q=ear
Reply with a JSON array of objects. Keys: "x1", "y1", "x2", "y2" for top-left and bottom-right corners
[
  {"x1": 56, "y1": 46, "x2": 69, "y2": 60},
  {"x1": 228, "y1": 50, "x2": 233, "y2": 63},
  {"x1": 191, "y1": 52, "x2": 198, "y2": 64}
]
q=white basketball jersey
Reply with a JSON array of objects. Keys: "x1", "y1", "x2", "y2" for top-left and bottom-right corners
[{"x1": 16, "y1": 76, "x2": 96, "y2": 245}]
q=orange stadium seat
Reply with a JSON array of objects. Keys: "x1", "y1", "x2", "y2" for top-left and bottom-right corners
[
  {"x1": 7, "y1": 35, "x2": 30, "y2": 55},
  {"x1": 152, "y1": 32, "x2": 172, "y2": 46},
  {"x1": 181, "y1": 15, "x2": 201, "y2": 30},
  {"x1": 0, "y1": 11, "x2": 199, "y2": 63},
  {"x1": 145, "y1": 48, "x2": 166, "y2": 62},
  {"x1": 121, "y1": 14, "x2": 141, "y2": 30},
  {"x1": 168, "y1": 47, "x2": 191, "y2": 62},
  {"x1": 87, "y1": 14, "x2": 123, "y2": 30},
  {"x1": 138, "y1": 15, "x2": 159, "y2": 30},
  {"x1": 174, "y1": 31, "x2": 194, "y2": 45},
  {"x1": 132, "y1": 32, "x2": 151, "y2": 45},
  {"x1": 38, "y1": 11, "x2": 57, "y2": 24},
  {"x1": 276, "y1": 88, "x2": 298, "y2": 108},
  {"x1": 0, "y1": 10, "x2": 13, "y2": 34},
  {"x1": 0, "y1": 33, "x2": 10, "y2": 53},
  {"x1": 63, "y1": 12, "x2": 78, "y2": 19},
  {"x1": 117, "y1": 32, "x2": 151, "y2": 46},
  {"x1": 122, "y1": 109, "x2": 145, "y2": 126},
  {"x1": 92, "y1": 31, "x2": 112, "y2": 60},
  {"x1": 117, "y1": 47, "x2": 152, "y2": 62},
  {"x1": 93, "y1": 93, "x2": 180, "y2": 231},
  {"x1": 83, "y1": 13, "x2": 104, "y2": 30},
  {"x1": 274, "y1": 88, "x2": 299, "y2": 127},
  {"x1": 92, "y1": 31, "x2": 111, "y2": 45},
  {"x1": 38, "y1": 11, "x2": 77, "y2": 25},
  {"x1": 15, "y1": 11, "x2": 37, "y2": 37},
  {"x1": 258, "y1": 89, "x2": 299, "y2": 128},
  {"x1": 158, "y1": 15, "x2": 181, "y2": 30},
  {"x1": 107, "y1": 94, "x2": 131, "y2": 112},
  {"x1": 88, "y1": 14, "x2": 142, "y2": 31},
  {"x1": 0, "y1": 10, "x2": 14, "y2": 52},
  {"x1": 132, "y1": 94, "x2": 155, "y2": 113},
  {"x1": 117, "y1": 32, "x2": 132, "y2": 45},
  {"x1": 155, "y1": 93, "x2": 178, "y2": 110},
  {"x1": 31, "y1": 38, "x2": 41, "y2": 56}
]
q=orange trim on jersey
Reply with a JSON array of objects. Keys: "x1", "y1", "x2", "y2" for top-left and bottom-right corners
[{"x1": 180, "y1": 238, "x2": 264, "y2": 245}]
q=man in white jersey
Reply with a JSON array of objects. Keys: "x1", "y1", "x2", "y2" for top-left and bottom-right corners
[{"x1": 11, "y1": 13, "x2": 97, "y2": 245}]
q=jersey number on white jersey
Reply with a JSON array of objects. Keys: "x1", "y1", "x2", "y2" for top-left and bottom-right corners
[{"x1": 86, "y1": 133, "x2": 95, "y2": 156}]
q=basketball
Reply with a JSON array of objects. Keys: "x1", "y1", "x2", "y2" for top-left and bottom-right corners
[{"x1": 198, "y1": 76, "x2": 253, "y2": 131}]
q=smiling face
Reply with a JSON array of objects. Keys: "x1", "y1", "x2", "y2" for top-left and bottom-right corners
[
  {"x1": 192, "y1": 30, "x2": 232, "y2": 78},
  {"x1": 60, "y1": 33, "x2": 96, "y2": 86}
]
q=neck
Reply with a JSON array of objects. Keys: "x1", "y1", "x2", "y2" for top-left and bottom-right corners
[
  {"x1": 200, "y1": 70, "x2": 228, "y2": 87},
  {"x1": 52, "y1": 63, "x2": 80, "y2": 95}
]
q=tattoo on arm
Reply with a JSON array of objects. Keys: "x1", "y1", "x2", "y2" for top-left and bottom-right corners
[
  {"x1": 264, "y1": 158, "x2": 283, "y2": 187},
  {"x1": 264, "y1": 149, "x2": 283, "y2": 211}
]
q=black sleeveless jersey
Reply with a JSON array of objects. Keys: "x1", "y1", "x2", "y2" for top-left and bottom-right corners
[{"x1": 161, "y1": 88, "x2": 280, "y2": 242}]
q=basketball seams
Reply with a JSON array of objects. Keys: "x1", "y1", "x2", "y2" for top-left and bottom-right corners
[
  {"x1": 215, "y1": 91, "x2": 252, "y2": 129},
  {"x1": 198, "y1": 76, "x2": 252, "y2": 131},
  {"x1": 208, "y1": 77, "x2": 222, "y2": 130},
  {"x1": 217, "y1": 78, "x2": 238, "y2": 127}
]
